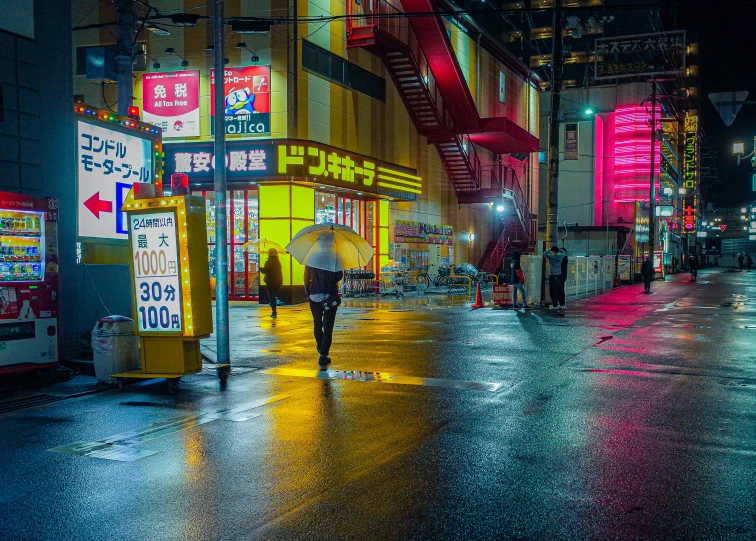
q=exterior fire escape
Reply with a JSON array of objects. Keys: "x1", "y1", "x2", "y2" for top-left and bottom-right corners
[{"x1": 346, "y1": 0, "x2": 539, "y2": 271}]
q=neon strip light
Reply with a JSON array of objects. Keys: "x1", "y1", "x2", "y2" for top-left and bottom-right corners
[
  {"x1": 377, "y1": 182, "x2": 422, "y2": 194},
  {"x1": 376, "y1": 174, "x2": 422, "y2": 187},
  {"x1": 376, "y1": 167, "x2": 422, "y2": 181}
]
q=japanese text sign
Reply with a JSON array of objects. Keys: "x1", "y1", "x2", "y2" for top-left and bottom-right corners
[
  {"x1": 493, "y1": 285, "x2": 512, "y2": 306},
  {"x1": 129, "y1": 211, "x2": 182, "y2": 333},
  {"x1": 142, "y1": 71, "x2": 200, "y2": 138},
  {"x1": 163, "y1": 140, "x2": 422, "y2": 200},
  {"x1": 394, "y1": 221, "x2": 453, "y2": 245},
  {"x1": 683, "y1": 115, "x2": 698, "y2": 234},
  {"x1": 210, "y1": 66, "x2": 271, "y2": 135},
  {"x1": 77, "y1": 120, "x2": 153, "y2": 240},
  {"x1": 594, "y1": 31, "x2": 686, "y2": 81},
  {"x1": 564, "y1": 123, "x2": 578, "y2": 160}
]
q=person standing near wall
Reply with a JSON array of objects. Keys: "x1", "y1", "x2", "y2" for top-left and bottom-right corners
[
  {"x1": 544, "y1": 246, "x2": 567, "y2": 311},
  {"x1": 511, "y1": 252, "x2": 531, "y2": 309}
]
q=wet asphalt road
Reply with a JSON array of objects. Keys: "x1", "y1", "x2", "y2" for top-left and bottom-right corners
[{"x1": 3, "y1": 269, "x2": 756, "y2": 540}]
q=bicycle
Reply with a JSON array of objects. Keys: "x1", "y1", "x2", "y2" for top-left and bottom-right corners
[{"x1": 415, "y1": 264, "x2": 452, "y2": 291}]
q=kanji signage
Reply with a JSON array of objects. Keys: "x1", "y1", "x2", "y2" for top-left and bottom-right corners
[
  {"x1": 210, "y1": 66, "x2": 271, "y2": 135},
  {"x1": 142, "y1": 71, "x2": 200, "y2": 138},
  {"x1": 394, "y1": 221, "x2": 453, "y2": 244},
  {"x1": 129, "y1": 211, "x2": 182, "y2": 333},
  {"x1": 163, "y1": 140, "x2": 422, "y2": 200},
  {"x1": 77, "y1": 120, "x2": 154, "y2": 240},
  {"x1": 594, "y1": 31, "x2": 686, "y2": 81},
  {"x1": 564, "y1": 123, "x2": 578, "y2": 160},
  {"x1": 682, "y1": 115, "x2": 698, "y2": 234},
  {"x1": 635, "y1": 201, "x2": 650, "y2": 244}
]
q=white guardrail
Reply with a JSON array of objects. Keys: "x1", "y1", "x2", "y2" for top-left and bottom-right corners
[{"x1": 519, "y1": 255, "x2": 617, "y2": 306}]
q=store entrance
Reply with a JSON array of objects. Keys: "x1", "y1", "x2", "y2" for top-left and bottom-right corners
[
  {"x1": 201, "y1": 189, "x2": 260, "y2": 301},
  {"x1": 315, "y1": 192, "x2": 377, "y2": 270}
]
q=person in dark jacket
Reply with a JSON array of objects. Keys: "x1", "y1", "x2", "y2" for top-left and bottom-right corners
[
  {"x1": 510, "y1": 252, "x2": 530, "y2": 309},
  {"x1": 544, "y1": 246, "x2": 567, "y2": 310},
  {"x1": 260, "y1": 248, "x2": 283, "y2": 318},
  {"x1": 304, "y1": 265, "x2": 343, "y2": 367},
  {"x1": 748, "y1": 255, "x2": 753, "y2": 272},
  {"x1": 641, "y1": 256, "x2": 654, "y2": 293}
]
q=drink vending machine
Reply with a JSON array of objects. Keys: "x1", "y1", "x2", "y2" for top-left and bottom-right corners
[{"x1": 0, "y1": 192, "x2": 59, "y2": 375}]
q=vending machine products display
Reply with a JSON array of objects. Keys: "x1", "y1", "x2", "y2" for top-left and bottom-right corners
[{"x1": 0, "y1": 192, "x2": 59, "y2": 374}]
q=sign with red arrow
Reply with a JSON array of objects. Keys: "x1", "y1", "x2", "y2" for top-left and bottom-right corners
[
  {"x1": 83, "y1": 192, "x2": 113, "y2": 219},
  {"x1": 77, "y1": 120, "x2": 154, "y2": 240}
]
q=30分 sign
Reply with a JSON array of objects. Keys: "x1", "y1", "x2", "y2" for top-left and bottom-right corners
[{"x1": 129, "y1": 212, "x2": 182, "y2": 333}]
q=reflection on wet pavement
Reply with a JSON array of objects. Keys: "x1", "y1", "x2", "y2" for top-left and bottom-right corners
[{"x1": 4, "y1": 269, "x2": 756, "y2": 539}]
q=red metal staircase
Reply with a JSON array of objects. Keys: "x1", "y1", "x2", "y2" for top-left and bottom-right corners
[{"x1": 346, "y1": 0, "x2": 538, "y2": 244}]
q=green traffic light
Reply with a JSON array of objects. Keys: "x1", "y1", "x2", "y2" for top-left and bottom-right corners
[{"x1": 584, "y1": 108, "x2": 594, "y2": 115}]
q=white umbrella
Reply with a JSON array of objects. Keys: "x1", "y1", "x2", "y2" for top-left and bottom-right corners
[
  {"x1": 241, "y1": 238, "x2": 286, "y2": 254},
  {"x1": 286, "y1": 223, "x2": 374, "y2": 272}
]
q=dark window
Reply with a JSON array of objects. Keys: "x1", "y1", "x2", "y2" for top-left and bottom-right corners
[
  {"x1": 0, "y1": 86, "x2": 4, "y2": 122},
  {"x1": 302, "y1": 40, "x2": 385, "y2": 102}
]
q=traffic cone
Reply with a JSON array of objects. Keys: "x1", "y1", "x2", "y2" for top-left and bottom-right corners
[{"x1": 471, "y1": 281, "x2": 485, "y2": 309}]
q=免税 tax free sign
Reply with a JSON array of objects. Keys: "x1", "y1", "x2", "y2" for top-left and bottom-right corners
[{"x1": 129, "y1": 212, "x2": 182, "y2": 333}]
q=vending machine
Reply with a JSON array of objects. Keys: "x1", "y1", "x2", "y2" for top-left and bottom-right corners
[{"x1": 0, "y1": 192, "x2": 59, "y2": 375}]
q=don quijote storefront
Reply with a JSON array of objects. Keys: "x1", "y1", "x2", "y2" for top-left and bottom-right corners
[{"x1": 164, "y1": 140, "x2": 420, "y2": 304}]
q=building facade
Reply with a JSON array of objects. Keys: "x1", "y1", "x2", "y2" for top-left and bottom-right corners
[{"x1": 72, "y1": 0, "x2": 541, "y2": 303}]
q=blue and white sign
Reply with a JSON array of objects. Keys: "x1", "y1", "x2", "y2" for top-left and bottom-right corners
[{"x1": 77, "y1": 120, "x2": 153, "y2": 240}]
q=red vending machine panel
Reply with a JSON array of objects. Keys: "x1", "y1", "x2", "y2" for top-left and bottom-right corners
[{"x1": 0, "y1": 192, "x2": 59, "y2": 374}]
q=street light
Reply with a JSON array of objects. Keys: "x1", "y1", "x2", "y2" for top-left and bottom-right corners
[
  {"x1": 496, "y1": 205, "x2": 505, "y2": 212},
  {"x1": 584, "y1": 107, "x2": 595, "y2": 115}
]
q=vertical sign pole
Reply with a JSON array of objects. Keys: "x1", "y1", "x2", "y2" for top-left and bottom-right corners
[
  {"x1": 648, "y1": 81, "x2": 657, "y2": 262},
  {"x1": 545, "y1": 0, "x2": 563, "y2": 248},
  {"x1": 115, "y1": 0, "x2": 134, "y2": 116},
  {"x1": 213, "y1": 0, "x2": 231, "y2": 380}
]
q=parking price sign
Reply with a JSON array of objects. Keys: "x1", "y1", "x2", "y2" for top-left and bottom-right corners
[{"x1": 129, "y1": 211, "x2": 182, "y2": 333}]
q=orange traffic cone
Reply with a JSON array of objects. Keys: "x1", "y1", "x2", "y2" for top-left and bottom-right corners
[{"x1": 471, "y1": 281, "x2": 485, "y2": 309}]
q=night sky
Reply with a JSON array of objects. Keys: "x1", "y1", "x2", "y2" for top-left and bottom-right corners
[{"x1": 680, "y1": 0, "x2": 756, "y2": 208}]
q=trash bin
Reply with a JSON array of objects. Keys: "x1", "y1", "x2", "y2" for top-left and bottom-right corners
[{"x1": 91, "y1": 315, "x2": 140, "y2": 383}]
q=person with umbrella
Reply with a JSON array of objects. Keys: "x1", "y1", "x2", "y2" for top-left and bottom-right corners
[
  {"x1": 260, "y1": 248, "x2": 283, "y2": 318},
  {"x1": 287, "y1": 224, "x2": 374, "y2": 368},
  {"x1": 304, "y1": 265, "x2": 343, "y2": 366}
]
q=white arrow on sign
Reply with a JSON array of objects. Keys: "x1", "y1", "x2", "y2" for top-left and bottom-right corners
[{"x1": 708, "y1": 91, "x2": 750, "y2": 126}]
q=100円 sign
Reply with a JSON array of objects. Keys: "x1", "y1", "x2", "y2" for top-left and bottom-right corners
[{"x1": 129, "y1": 211, "x2": 182, "y2": 332}]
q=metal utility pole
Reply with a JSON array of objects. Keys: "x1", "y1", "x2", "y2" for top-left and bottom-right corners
[
  {"x1": 115, "y1": 0, "x2": 135, "y2": 115},
  {"x1": 213, "y1": 0, "x2": 230, "y2": 380},
  {"x1": 648, "y1": 81, "x2": 657, "y2": 261},
  {"x1": 545, "y1": 0, "x2": 564, "y2": 248}
]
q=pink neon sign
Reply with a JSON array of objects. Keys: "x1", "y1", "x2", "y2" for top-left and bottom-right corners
[{"x1": 613, "y1": 105, "x2": 661, "y2": 203}]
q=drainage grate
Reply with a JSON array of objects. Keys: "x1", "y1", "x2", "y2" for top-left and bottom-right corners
[
  {"x1": 0, "y1": 394, "x2": 64, "y2": 414},
  {"x1": 0, "y1": 388, "x2": 108, "y2": 415}
]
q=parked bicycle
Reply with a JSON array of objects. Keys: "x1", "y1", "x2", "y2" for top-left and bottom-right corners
[{"x1": 415, "y1": 264, "x2": 452, "y2": 291}]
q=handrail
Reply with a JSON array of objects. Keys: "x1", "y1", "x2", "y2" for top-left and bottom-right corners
[
  {"x1": 480, "y1": 164, "x2": 534, "y2": 246},
  {"x1": 347, "y1": 0, "x2": 453, "y2": 133},
  {"x1": 458, "y1": 134, "x2": 481, "y2": 190}
]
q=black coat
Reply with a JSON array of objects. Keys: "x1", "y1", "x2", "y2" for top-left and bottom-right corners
[
  {"x1": 261, "y1": 256, "x2": 283, "y2": 288},
  {"x1": 641, "y1": 259, "x2": 654, "y2": 277},
  {"x1": 304, "y1": 266, "x2": 343, "y2": 297}
]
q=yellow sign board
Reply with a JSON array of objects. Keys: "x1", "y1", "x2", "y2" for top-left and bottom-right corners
[{"x1": 121, "y1": 189, "x2": 212, "y2": 338}]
